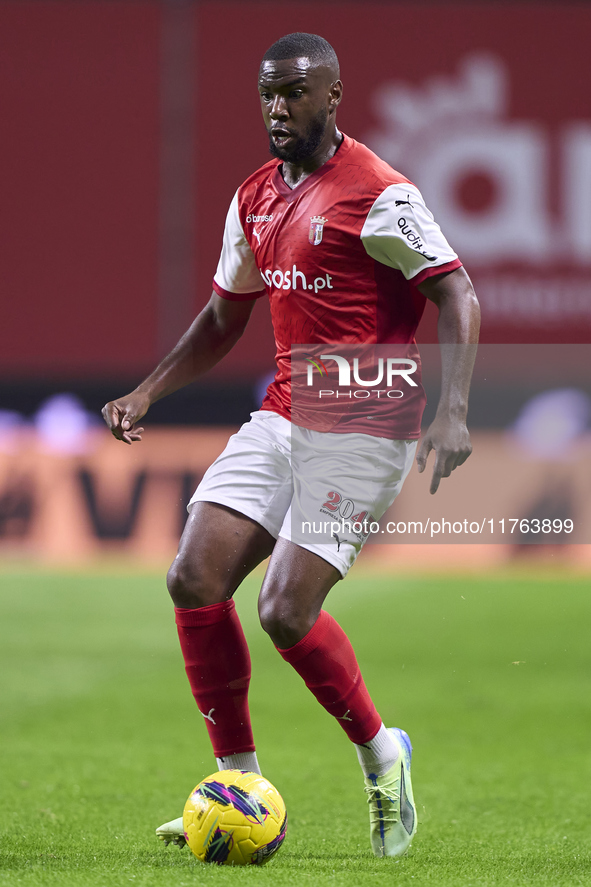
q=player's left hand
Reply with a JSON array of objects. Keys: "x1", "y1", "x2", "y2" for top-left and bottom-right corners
[{"x1": 416, "y1": 415, "x2": 472, "y2": 494}]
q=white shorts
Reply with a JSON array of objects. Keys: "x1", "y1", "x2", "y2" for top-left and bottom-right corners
[{"x1": 189, "y1": 410, "x2": 416, "y2": 577}]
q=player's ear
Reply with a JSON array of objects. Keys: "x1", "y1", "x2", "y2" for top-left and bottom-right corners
[{"x1": 328, "y1": 80, "x2": 343, "y2": 113}]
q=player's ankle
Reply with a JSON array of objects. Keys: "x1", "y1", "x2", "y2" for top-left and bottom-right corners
[
  {"x1": 216, "y1": 751, "x2": 261, "y2": 775},
  {"x1": 355, "y1": 723, "x2": 399, "y2": 777}
]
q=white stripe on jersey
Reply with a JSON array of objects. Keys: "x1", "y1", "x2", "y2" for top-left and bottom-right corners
[
  {"x1": 214, "y1": 190, "x2": 266, "y2": 295},
  {"x1": 360, "y1": 183, "x2": 458, "y2": 281}
]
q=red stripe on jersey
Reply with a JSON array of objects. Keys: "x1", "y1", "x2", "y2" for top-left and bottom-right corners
[
  {"x1": 212, "y1": 280, "x2": 265, "y2": 301},
  {"x1": 410, "y1": 258, "x2": 462, "y2": 287}
]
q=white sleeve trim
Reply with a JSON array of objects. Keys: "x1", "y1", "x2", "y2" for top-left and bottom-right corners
[
  {"x1": 360, "y1": 183, "x2": 458, "y2": 280},
  {"x1": 213, "y1": 190, "x2": 266, "y2": 294}
]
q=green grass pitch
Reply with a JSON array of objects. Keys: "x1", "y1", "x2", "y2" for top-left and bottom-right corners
[{"x1": 1, "y1": 563, "x2": 590, "y2": 886}]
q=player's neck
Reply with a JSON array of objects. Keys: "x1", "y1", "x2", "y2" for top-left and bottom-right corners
[{"x1": 280, "y1": 130, "x2": 343, "y2": 190}]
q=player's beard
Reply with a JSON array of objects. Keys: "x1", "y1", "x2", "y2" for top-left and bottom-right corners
[{"x1": 268, "y1": 106, "x2": 329, "y2": 163}]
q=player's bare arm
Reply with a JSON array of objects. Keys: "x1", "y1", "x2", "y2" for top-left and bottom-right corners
[
  {"x1": 101, "y1": 293, "x2": 256, "y2": 444},
  {"x1": 416, "y1": 266, "x2": 481, "y2": 494}
]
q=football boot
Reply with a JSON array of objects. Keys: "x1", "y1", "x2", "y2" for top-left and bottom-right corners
[
  {"x1": 364, "y1": 727, "x2": 417, "y2": 857},
  {"x1": 155, "y1": 815, "x2": 186, "y2": 847}
]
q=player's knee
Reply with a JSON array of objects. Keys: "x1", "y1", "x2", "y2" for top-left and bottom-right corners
[
  {"x1": 258, "y1": 588, "x2": 315, "y2": 649},
  {"x1": 166, "y1": 557, "x2": 224, "y2": 609}
]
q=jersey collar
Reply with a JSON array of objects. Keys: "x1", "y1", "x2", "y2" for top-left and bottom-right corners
[{"x1": 272, "y1": 133, "x2": 352, "y2": 203}]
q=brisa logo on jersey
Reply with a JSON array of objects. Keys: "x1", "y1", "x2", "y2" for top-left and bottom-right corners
[
  {"x1": 309, "y1": 216, "x2": 328, "y2": 246},
  {"x1": 246, "y1": 214, "x2": 273, "y2": 223}
]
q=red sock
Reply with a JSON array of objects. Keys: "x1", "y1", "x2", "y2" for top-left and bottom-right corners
[
  {"x1": 277, "y1": 610, "x2": 381, "y2": 745},
  {"x1": 175, "y1": 600, "x2": 255, "y2": 757}
]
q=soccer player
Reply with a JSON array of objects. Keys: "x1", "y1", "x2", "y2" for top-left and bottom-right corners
[{"x1": 102, "y1": 33, "x2": 480, "y2": 858}]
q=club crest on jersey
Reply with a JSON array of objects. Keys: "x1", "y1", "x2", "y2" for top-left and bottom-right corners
[{"x1": 309, "y1": 216, "x2": 328, "y2": 246}]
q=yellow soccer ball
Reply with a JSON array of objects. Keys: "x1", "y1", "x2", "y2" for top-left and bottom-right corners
[{"x1": 183, "y1": 770, "x2": 287, "y2": 865}]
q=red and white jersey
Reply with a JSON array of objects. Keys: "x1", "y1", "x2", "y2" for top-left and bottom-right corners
[{"x1": 213, "y1": 134, "x2": 462, "y2": 439}]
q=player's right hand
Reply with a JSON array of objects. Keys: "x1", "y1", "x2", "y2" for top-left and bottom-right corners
[{"x1": 101, "y1": 392, "x2": 150, "y2": 445}]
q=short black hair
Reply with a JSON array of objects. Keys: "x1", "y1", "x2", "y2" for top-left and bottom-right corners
[{"x1": 261, "y1": 33, "x2": 339, "y2": 76}]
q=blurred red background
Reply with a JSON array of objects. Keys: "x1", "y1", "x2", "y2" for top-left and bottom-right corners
[
  {"x1": 1, "y1": 1, "x2": 589, "y2": 562},
  {"x1": 2, "y1": 0, "x2": 590, "y2": 388}
]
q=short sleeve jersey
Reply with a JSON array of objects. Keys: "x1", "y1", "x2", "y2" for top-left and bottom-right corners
[{"x1": 213, "y1": 134, "x2": 462, "y2": 440}]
